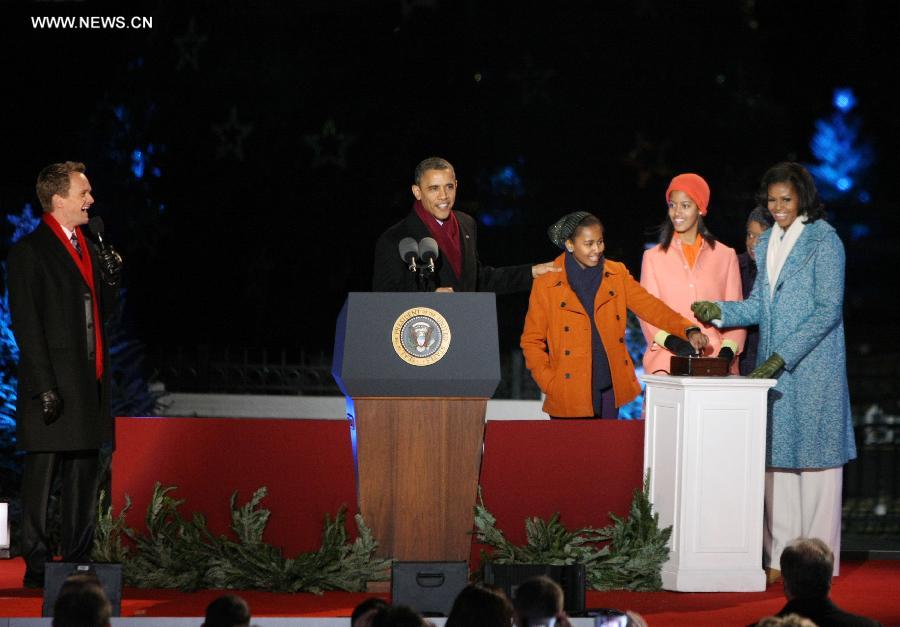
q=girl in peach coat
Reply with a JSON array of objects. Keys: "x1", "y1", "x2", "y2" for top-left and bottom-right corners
[{"x1": 640, "y1": 173, "x2": 745, "y2": 376}]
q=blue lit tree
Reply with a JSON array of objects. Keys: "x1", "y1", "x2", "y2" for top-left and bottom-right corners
[
  {"x1": 1, "y1": 205, "x2": 41, "y2": 495},
  {"x1": 86, "y1": 100, "x2": 167, "y2": 415},
  {"x1": 479, "y1": 162, "x2": 527, "y2": 228},
  {"x1": 807, "y1": 88, "x2": 873, "y2": 204},
  {"x1": 619, "y1": 312, "x2": 647, "y2": 420}
]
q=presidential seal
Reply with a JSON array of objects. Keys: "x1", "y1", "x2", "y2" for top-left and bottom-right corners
[{"x1": 392, "y1": 307, "x2": 451, "y2": 366}]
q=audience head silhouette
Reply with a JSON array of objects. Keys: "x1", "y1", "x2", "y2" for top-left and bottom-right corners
[
  {"x1": 445, "y1": 582, "x2": 514, "y2": 627},
  {"x1": 756, "y1": 614, "x2": 818, "y2": 627},
  {"x1": 370, "y1": 604, "x2": 431, "y2": 627},
  {"x1": 780, "y1": 537, "x2": 834, "y2": 600},
  {"x1": 763, "y1": 537, "x2": 882, "y2": 627},
  {"x1": 202, "y1": 594, "x2": 251, "y2": 627},
  {"x1": 52, "y1": 574, "x2": 112, "y2": 627},
  {"x1": 513, "y1": 575, "x2": 565, "y2": 626},
  {"x1": 352, "y1": 597, "x2": 389, "y2": 627}
]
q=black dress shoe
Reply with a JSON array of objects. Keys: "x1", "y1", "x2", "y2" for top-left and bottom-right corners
[{"x1": 23, "y1": 571, "x2": 44, "y2": 589}]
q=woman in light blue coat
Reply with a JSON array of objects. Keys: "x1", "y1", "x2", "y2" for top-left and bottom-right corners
[{"x1": 692, "y1": 162, "x2": 856, "y2": 580}]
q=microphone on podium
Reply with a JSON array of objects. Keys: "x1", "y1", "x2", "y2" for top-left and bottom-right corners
[
  {"x1": 418, "y1": 237, "x2": 439, "y2": 274},
  {"x1": 398, "y1": 237, "x2": 419, "y2": 272}
]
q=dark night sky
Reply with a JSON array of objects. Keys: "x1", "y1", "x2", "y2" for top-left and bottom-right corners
[{"x1": 2, "y1": 0, "x2": 898, "y2": 355}]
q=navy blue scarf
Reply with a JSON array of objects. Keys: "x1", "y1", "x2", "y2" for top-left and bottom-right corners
[{"x1": 565, "y1": 252, "x2": 612, "y2": 414}]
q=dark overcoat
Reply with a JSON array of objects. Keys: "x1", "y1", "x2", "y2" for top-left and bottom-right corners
[
  {"x1": 737, "y1": 251, "x2": 760, "y2": 375},
  {"x1": 372, "y1": 209, "x2": 533, "y2": 293},
  {"x1": 7, "y1": 220, "x2": 118, "y2": 452}
]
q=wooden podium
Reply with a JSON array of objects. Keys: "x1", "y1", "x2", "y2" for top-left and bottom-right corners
[
  {"x1": 642, "y1": 374, "x2": 776, "y2": 592},
  {"x1": 333, "y1": 293, "x2": 500, "y2": 561}
]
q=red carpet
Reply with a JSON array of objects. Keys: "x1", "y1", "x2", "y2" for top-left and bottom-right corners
[
  {"x1": 6, "y1": 418, "x2": 898, "y2": 624},
  {"x1": 2, "y1": 558, "x2": 898, "y2": 624}
]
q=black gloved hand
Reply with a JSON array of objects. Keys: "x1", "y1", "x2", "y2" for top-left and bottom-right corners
[
  {"x1": 664, "y1": 333, "x2": 696, "y2": 357},
  {"x1": 38, "y1": 389, "x2": 63, "y2": 425},
  {"x1": 97, "y1": 246, "x2": 123, "y2": 286},
  {"x1": 717, "y1": 346, "x2": 735, "y2": 362}
]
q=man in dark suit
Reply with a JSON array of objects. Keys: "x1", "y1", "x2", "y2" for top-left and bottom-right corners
[
  {"x1": 737, "y1": 206, "x2": 772, "y2": 375},
  {"x1": 7, "y1": 161, "x2": 122, "y2": 588},
  {"x1": 372, "y1": 157, "x2": 559, "y2": 292},
  {"x1": 770, "y1": 537, "x2": 881, "y2": 627}
]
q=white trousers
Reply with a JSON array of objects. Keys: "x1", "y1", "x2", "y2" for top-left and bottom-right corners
[{"x1": 763, "y1": 467, "x2": 843, "y2": 576}]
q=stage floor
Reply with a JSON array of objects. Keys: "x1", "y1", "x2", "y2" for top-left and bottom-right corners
[
  {"x1": 7, "y1": 418, "x2": 900, "y2": 624},
  {"x1": 2, "y1": 558, "x2": 899, "y2": 626}
]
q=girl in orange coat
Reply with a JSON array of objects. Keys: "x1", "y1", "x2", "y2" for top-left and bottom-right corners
[
  {"x1": 521, "y1": 212, "x2": 708, "y2": 419},
  {"x1": 640, "y1": 173, "x2": 745, "y2": 376}
]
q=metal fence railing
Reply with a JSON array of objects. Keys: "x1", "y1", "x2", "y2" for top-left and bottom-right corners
[
  {"x1": 152, "y1": 346, "x2": 545, "y2": 399},
  {"x1": 843, "y1": 351, "x2": 900, "y2": 536},
  {"x1": 843, "y1": 404, "x2": 900, "y2": 535},
  {"x1": 152, "y1": 346, "x2": 340, "y2": 396}
]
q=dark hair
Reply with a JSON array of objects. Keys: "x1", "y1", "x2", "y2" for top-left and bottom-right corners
[
  {"x1": 747, "y1": 205, "x2": 774, "y2": 229},
  {"x1": 203, "y1": 594, "x2": 251, "y2": 627},
  {"x1": 371, "y1": 605, "x2": 429, "y2": 627},
  {"x1": 414, "y1": 157, "x2": 455, "y2": 185},
  {"x1": 446, "y1": 583, "x2": 514, "y2": 627},
  {"x1": 780, "y1": 538, "x2": 834, "y2": 600},
  {"x1": 36, "y1": 161, "x2": 86, "y2": 212},
  {"x1": 658, "y1": 214, "x2": 718, "y2": 252},
  {"x1": 52, "y1": 577, "x2": 111, "y2": 627},
  {"x1": 352, "y1": 597, "x2": 389, "y2": 625},
  {"x1": 568, "y1": 214, "x2": 604, "y2": 242},
  {"x1": 755, "y1": 615, "x2": 818, "y2": 627},
  {"x1": 756, "y1": 162, "x2": 825, "y2": 224},
  {"x1": 512, "y1": 576, "x2": 564, "y2": 624}
]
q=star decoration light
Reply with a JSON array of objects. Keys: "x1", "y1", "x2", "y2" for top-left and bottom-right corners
[
  {"x1": 7, "y1": 204, "x2": 40, "y2": 244},
  {"x1": 175, "y1": 18, "x2": 208, "y2": 72},
  {"x1": 213, "y1": 106, "x2": 253, "y2": 161},
  {"x1": 304, "y1": 119, "x2": 354, "y2": 169}
]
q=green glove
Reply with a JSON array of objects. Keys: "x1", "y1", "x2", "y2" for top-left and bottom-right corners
[
  {"x1": 750, "y1": 353, "x2": 785, "y2": 379},
  {"x1": 691, "y1": 301, "x2": 722, "y2": 322}
]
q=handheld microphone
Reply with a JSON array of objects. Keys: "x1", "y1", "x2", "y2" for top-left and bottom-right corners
[
  {"x1": 88, "y1": 216, "x2": 107, "y2": 250},
  {"x1": 418, "y1": 237, "x2": 439, "y2": 273},
  {"x1": 398, "y1": 237, "x2": 419, "y2": 272}
]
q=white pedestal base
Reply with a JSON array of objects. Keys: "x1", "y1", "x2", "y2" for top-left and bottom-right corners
[
  {"x1": 662, "y1": 566, "x2": 765, "y2": 593},
  {"x1": 643, "y1": 374, "x2": 776, "y2": 592}
]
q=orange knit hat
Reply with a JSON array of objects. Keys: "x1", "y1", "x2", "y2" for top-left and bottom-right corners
[{"x1": 666, "y1": 173, "x2": 710, "y2": 216}]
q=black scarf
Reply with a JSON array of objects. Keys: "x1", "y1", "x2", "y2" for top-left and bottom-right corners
[{"x1": 565, "y1": 252, "x2": 612, "y2": 414}]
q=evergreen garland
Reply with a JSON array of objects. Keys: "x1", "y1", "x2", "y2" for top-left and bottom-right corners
[
  {"x1": 475, "y1": 472, "x2": 671, "y2": 591},
  {"x1": 93, "y1": 483, "x2": 391, "y2": 593}
]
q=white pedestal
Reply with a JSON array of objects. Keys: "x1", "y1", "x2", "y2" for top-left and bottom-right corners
[{"x1": 642, "y1": 374, "x2": 776, "y2": 592}]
